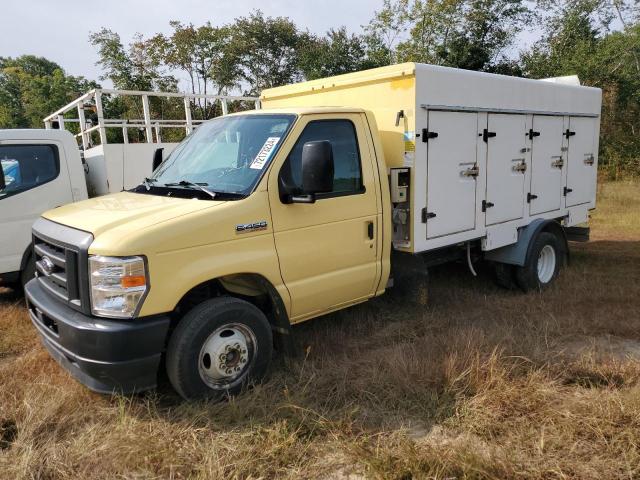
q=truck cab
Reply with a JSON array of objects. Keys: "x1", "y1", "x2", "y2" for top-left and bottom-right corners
[
  {"x1": 25, "y1": 107, "x2": 391, "y2": 399},
  {"x1": 0, "y1": 129, "x2": 87, "y2": 287}
]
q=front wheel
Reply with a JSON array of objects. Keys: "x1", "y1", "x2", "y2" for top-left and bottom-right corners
[
  {"x1": 515, "y1": 232, "x2": 563, "y2": 292},
  {"x1": 166, "y1": 297, "x2": 273, "y2": 400}
]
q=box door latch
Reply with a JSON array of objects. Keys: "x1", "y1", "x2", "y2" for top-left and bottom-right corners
[
  {"x1": 563, "y1": 187, "x2": 573, "y2": 196},
  {"x1": 565, "y1": 129, "x2": 576, "y2": 138},
  {"x1": 482, "y1": 200, "x2": 495, "y2": 212},
  {"x1": 482, "y1": 129, "x2": 496, "y2": 142},
  {"x1": 528, "y1": 129, "x2": 541, "y2": 140},
  {"x1": 421, "y1": 128, "x2": 438, "y2": 142},
  {"x1": 421, "y1": 208, "x2": 436, "y2": 222},
  {"x1": 527, "y1": 193, "x2": 538, "y2": 203}
]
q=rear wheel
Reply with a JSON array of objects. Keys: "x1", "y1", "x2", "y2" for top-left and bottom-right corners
[
  {"x1": 166, "y1": 297, "x2": 273, "y2": 400},
  {"x1": 515, "y1": 232, "x2": 563, "y2": 292}
]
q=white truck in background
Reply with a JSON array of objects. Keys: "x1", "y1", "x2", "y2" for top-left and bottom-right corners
[
  {"x1": 0, "y1": 89, "x2": 257, "y2": 288},
  {"x1": 0, "y1": 129, "x2": 87, "y2": 286}
]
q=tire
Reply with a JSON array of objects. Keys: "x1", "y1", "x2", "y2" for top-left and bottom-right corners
[
  {"x1": 20, "y1": 255, "x2": 36, "y2": 289},
  {"x1": 515, "y1": 232, "x2": 563, "y2": 292},
  {"x1": 166, "y1": 297, "x2": 273, "y2": 401},
  {"x1": 493, "y1": 262, "x2": 517, "y2": 290}
]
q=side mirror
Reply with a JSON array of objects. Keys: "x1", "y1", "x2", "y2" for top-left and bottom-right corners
[
  {"x1": 152, "y1": 147, "x2": 164, "y2": 171},
  {"x1": 290, "y1": 140, "x2": 334, "y2": 203}
]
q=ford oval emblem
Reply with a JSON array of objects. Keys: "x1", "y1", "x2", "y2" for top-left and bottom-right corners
[{"x1": 41, "y1": 256, "x2": 55, "y2": 276}]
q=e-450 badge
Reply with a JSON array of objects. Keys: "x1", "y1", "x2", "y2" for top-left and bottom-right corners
[{"x1": 236, "y1": 221, "x2": 268, "y2": 233}]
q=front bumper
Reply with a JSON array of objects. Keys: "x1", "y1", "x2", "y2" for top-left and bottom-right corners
[{"x1": 25, "y1": 279, "x2": 171, "y2": 394}]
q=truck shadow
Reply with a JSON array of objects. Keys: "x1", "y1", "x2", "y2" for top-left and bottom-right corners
[
  {"x1": 148, "y1": 239, "x2": 640, "y2": 434},
  {"x1": 4, "y1": 241, "x2": 637, "y2": 435},
  {"x1": 0, "y1": 286, "x2": 23, "y2": 303}
]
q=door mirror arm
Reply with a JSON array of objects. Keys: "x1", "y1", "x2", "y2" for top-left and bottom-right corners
[{"x1": 152, "y1": 148, "x2": 164, "y2": 171}]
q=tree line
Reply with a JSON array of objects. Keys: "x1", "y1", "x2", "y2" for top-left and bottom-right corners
[{"x1": 1, "y1": 2, "x2": 639, "y2": 175}]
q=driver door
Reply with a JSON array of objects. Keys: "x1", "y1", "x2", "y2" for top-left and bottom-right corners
[{"x1": 267, "y1": 113, "x2": 381, "y2": 321}]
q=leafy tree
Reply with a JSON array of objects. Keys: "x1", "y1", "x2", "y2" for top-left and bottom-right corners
[
  {"x1": 148, "y1": 21, "x2": 238, "y2": 97},
  {"x1": 227, "y1": 11, "x2": 304, "y2": 94},
  {"x1": 365, "y1": 0, "x2": 411, "y2": 64},
  {"x1": 522, "y1": 0, "x2": 640, "y2": 176},
  {"x1": 0, "y1": 56, "x2": 97, "y2": 128},
  {"x1": 366, "y1": 0, "x2": 531, "y2": 71},
  {"x1": 298, "y1": 27, "x2": 387, "y2": 80},
  {"x1": 90, "y1": 28, "x2": 177, "y2": 91}
]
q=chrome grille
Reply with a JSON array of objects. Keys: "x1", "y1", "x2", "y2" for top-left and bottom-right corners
[{"x1": 34, "y1": 234, "x2": 81, "y2": 307}]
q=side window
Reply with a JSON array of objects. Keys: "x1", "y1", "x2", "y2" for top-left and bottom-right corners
[
  {"x1": 0, "y1": 144, "x2": 59, "y2": 199},
  {"x1": 280, "y1": 120, "x2": 364, "y2": 198}
]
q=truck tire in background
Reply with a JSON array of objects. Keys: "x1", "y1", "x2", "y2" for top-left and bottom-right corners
[
  {"x1": 514, "y1": 232, "x2": 564, "y2": 292},
  {"x1": 493, "y1": 262, "x2": 517, "y2": 290},
  {"x1": 166, "y1": 297, "x2": 273, "y2": 400}
]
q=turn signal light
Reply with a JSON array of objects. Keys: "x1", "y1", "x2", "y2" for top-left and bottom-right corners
[{"x1": 121, "y1": 275, "x2": 146, "y2": 288}]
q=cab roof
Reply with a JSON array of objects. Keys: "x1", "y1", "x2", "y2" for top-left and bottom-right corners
[
  {"x1": 0, "y1": 128, "x2": 76, "y2": 142},
  {"x1": 228, "y1": 106, "x2": 366, "y2": 117}
]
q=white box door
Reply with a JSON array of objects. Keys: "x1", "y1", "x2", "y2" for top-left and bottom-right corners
[
  {"x1": 485, "y1": 114, "x2": 527, "y2": 226},
  {"x1": 565, "y1": 116, "x2": 597, "y2": 207},
  {"x1": 529, "y1": 115, "x2": 564, "y2": 215},
  {"x1": 425, "y1": 111, "x2": 478, "y2": 239}
]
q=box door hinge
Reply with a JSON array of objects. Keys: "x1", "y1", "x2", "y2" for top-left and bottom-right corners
[
  {"x1": 421, "y1": 208, "x2": 436, "y2": 222},
  {"x1": 528, "y1": 129, "x2": 540, "y2": 140},
  {"x1": 482, "y1": 200, "x2": 494, "y2": 212},
  {"x1": 482, "y1": 129, "x2": 496, "y2": 143},
  {"x1": 527, "y1": 193, "x2": 538, "y2": 203},
  {"x1": 421, "y1": 128, "x2": 438, "y2": 142}
]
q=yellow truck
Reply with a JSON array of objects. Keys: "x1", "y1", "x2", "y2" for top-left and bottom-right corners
[{"x1": 25, "y1": 63, "x2": 601, "y2": 399}]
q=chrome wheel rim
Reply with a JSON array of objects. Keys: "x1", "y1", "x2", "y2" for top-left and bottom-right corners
[
  {"x1": 198, "y1": 323, "x2": 257, "y2": 390},
  {"x1": 537, "y1": 245, "x2": 556, "y2": 284}
]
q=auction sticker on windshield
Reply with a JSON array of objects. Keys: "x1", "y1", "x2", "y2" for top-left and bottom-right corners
[{"x1": 250, "y1": 137, "x2": 281, "y2": 170}]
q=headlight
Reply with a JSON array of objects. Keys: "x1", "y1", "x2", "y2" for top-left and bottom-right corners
[{"x1": 89, "y1": 255, "x2": 148, "y2": 318}]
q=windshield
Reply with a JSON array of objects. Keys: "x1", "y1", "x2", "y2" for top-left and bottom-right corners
[{"x1": 151, "y1": 114, "x2": 295, "y2": 196}]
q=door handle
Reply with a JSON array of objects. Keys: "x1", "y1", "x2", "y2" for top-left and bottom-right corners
[
  {"x1": 462, "y1": 165, "x2": 479, "y2": 177},
  {"x1": 551, "y1": 156, "x2": 564, "y2": 168},
  {"x1": 367, "y1": 221, "x2": 374, "y2": 240},
  {"x1": 512, "y1": 159, "x2": 527, "y2": 173}
]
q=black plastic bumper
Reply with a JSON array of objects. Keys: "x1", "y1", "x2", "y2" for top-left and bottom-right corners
[{"x1": 25, "y1": 279, "x2": 171, "y2": 394}]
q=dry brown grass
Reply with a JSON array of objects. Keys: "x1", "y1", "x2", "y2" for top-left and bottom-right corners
[{"x1": 1, "y1": 179, "x2": 640, "y2": 479}]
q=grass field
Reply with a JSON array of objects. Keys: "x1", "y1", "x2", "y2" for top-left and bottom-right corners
[{"x1": 1, "y1": 180, "x2": 639, "y2": 479}]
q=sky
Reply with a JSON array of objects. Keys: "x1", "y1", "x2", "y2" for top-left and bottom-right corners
[{"x1": 0, "y1": 0, "x2": 385, "y2": 86}]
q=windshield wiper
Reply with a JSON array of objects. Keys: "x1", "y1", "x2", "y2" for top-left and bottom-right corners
[
  {"x1": 164, "y1": 180, "x2": 217, "y2": 199},
  {"x1": 141, "y1": 177, "x2": 157, "y2": 191}
]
